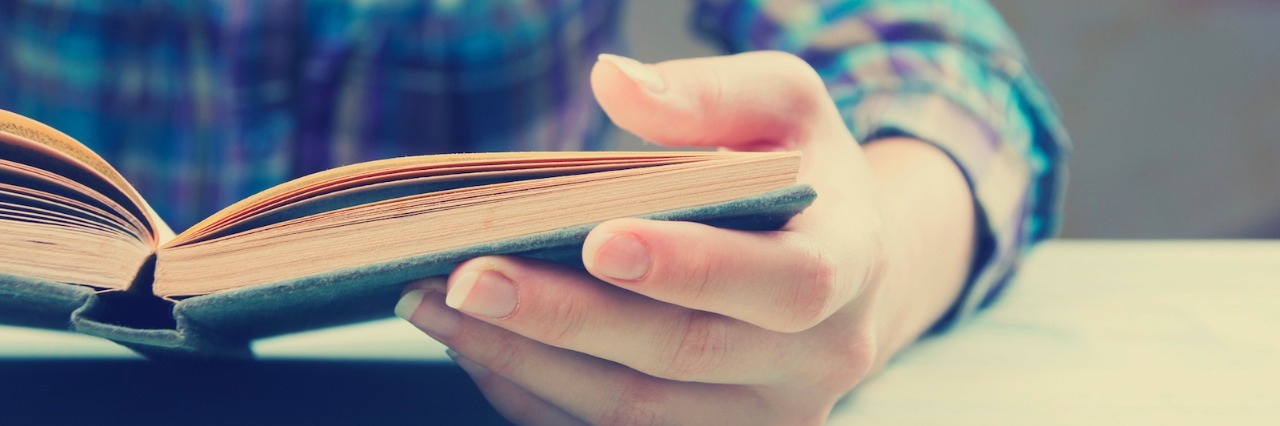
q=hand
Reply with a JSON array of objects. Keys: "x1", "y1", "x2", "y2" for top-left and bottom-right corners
[{"x1": 396, "y1": 51, "x2": 975, "y2": 425}]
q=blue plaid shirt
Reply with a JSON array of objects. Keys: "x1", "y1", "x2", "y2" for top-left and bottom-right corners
[{"x1": 0, "y1": 0, "x2": 1068, "y2": 327}]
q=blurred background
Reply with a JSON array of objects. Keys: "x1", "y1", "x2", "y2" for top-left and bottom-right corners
[{"x1": 623, "y1": 0, "x2": 1280, "y2": 238}]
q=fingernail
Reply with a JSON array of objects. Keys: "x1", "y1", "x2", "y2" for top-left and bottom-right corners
[
  {"x1": 598, "y1": 53, "x2": 667, "y2": 93},
  {"x1": 394, "y1": 277, "x2": 448, "y2": 319},
  {"x1": 589, "y1": 232, "x2": 651, "y2": 281},
  {"x1": 394, "y1": 289, "x2": 426, "y2": 320},
  {"x1": 446, "y1": 349, "x2": 491, "y2": 379},
  {"x1": 397, "y1": 290, "x2": 461, "y2": 339},
  {"x1": 446, "y1": 270, "x2": 518, "y2": 318}
]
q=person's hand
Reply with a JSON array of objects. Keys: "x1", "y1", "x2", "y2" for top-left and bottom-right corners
[{"x1": 396, "y1": 51, "x2": 975, "y2": 425}]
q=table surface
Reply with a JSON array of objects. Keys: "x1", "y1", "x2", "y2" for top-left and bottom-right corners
[{"x1": 2, "y1": 241, "x2": 1278, "y2": 424}]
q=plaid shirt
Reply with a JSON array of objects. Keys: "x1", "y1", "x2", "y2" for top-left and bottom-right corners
[{"x1": 0, "y1": 0, "x2": 1068, "y2": 328}]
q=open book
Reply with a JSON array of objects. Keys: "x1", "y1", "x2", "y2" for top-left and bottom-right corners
[{"x1": 0, "y1": 109, "x2": 815, "y2": 357}]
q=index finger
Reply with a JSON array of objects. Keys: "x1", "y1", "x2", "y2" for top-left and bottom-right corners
[{"x1": 582, "y1": 217, "x2": 870, "y2": 333}]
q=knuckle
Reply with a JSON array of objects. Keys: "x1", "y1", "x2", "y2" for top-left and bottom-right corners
[
  {"x1": 779, "y1": 250, "x2": 839, "y2": 332},
  {"x1": 657, "y1": 311, "x2": 732, "y2": 381},
  {"x1": 482, "y1": 335, "x2": 525, "y2": 377},
  {"x1": 759, "y1": 51, "x2": 825, "y2": 91},
  {"x1": 695, "y1": 64, "x2": 725, "y2": 115},
  {"x1": 483, "y1": 379, "x2": 543, "y2": 421},
  {"x1": 682, "y1": 261, "x2": 715, "y2": 302},
  {"x1": 670, "y1": 240, "x2": 723, "y2": 305},
  {"x1": 818, "y1": 330, "x2": 878, "y2": 393},
  {"x1": 752, "y1": 51, "x2": 830, "y2": 124},
  {"x1": 534, "y1": 292, "x2": 591, "y2": 347},
  {"x1": 784, "y1": 52, "x2": 826, "y2": 89},
  {"x1": 603, "y1": 377, "x2": 666, "y2": 426},
  {"x1": 690, "y1": 65, "x2": 728, "y2": 145}
]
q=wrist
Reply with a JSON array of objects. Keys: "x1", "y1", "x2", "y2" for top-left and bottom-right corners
[{"x1": 860, "y1": 137, "x2": 976, "y2": 367}]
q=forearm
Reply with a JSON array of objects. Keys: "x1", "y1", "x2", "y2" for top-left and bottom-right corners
[{"x1": 862, "y1": 136, "x2": 975, "y2": 366}]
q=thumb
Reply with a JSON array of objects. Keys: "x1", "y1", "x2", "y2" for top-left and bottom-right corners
[{"x1": 591, "y1": 51, "x2": 847, "y2": 152}]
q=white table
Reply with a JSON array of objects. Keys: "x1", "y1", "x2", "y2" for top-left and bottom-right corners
[
  {"x1": 829, "y1": 241, "x2": 1280, "y2": 425},
  {"x1": 3, "y1": 241, "x2": 1278, "y2": 424}
]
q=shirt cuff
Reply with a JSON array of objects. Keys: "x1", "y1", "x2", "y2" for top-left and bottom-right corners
[{"x1": 856, "y1": 89, "x2": 1032, "y2": 331}]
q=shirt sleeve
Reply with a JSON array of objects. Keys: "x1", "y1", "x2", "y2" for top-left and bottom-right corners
[{"x1": 693, "y1": 0, "x2": 1070, "y2": 331}]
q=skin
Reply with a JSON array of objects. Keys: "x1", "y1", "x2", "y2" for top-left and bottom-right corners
[{"x1": 396, "y1": 51, "x2": 975, "y2": 425}]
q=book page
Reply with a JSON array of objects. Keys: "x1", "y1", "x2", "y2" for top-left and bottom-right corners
[
  {"x1": 0, "y1": 185, "x2": 136, "y2": 237},
  {"x1": 172, "y1": 152, "x2": 717, "y2": 244},
  {"x1": 0, "y1": 159, "x2": 148, "y2": 237},
  {"x1": 0, "y1": 110, "x2": 166, "y2": 244},
  {"x1": 0, "y1": 218, "x2": 152, "y2": 289},
  {"x1": 154, "y1": 153, "x2": 801, "y2": 296}
]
